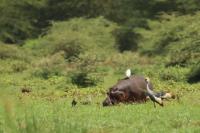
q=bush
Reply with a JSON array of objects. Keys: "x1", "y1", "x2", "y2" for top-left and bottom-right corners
[
  {"x1": 113, "y1": 27, "x2": 140, "y2": 52},
  {"x1": 24, "y1": 17, "x2": 118, "y2": 60},
  {"x1": 52, "y1": 35, "x2": 85, "y2": 61},
  {"x1": 0, "y1": 43, "x2": 20, "y2": 59},
  {"x1": 187, "y1": 63, "x2": 200, "y2": 83},
  {"x1": 159, "y1": 67, "x2": 188, "y2": 82},
  {"x1": 11, "y1": 61, "x2": 28, "y2": 72},
  {"x1": 137, "y1": 12, "x2": 200, "y2": 66},
  {"x1": 32, "y1": 52, "x2": 66, "y2": 79},
  {"x1": 70, "y1": 54, "x2": 105, "y2": 87},
  {"x1": 0, "y1": 0, "x2": 47, "y2": 43},
  {"x1": 71, "y1": 72, "x2": 102, "y2": 87},
  {"x1": 166, "y1": 51, "x2": 191, "y2": 67}
]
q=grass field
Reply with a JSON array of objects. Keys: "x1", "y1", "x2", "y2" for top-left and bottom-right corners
[
  {"x1": 1, "y1": 2, "x2": 200, "y2": 133},
  {"x1": 0, "y1": 58, "x2": 200, "y2": 133},
  {"x1": 0, "y1": 84, "x2": 200, "y2": 133},
  {"x1": 0, "y1": 22, "x2": 200, "y2": 132}
]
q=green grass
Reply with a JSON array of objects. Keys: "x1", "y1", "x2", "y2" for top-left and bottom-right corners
[
  {"x1": 0, "y1": 53, "x2": 199, "y2": 133},
  {"x1": 0, "y1": 10, "x2": 200, "y2": 133},
  {"x1": 0, "y1": 90, "x2": 200, "y2": 133},
  {"x1": 0, "y1": 38, "x2": 200, "y2": 133}
]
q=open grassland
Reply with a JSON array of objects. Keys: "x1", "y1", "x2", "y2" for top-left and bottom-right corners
[
  {"x1": 0, "y1": 11, "x2": 200, "y2": 133},
  {"x1": 0, "y1": 82, "x2": 200, "y2": 133},
  {"x1": 0, "y1": 50, "x2": 199, "y2": 133}
]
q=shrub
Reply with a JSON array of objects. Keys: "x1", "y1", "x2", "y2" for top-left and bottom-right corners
[
  {"x1": 113, "y1": 27, "x2": 140, "y2": 52},
  {"x1": 0, "y1": 43, "x2": 23, "y2": 59},
  {"x1": 71, "y1": 72, "x2": 95, "y2": 87},
  {"x1": 70, "y1": 54, "x2": 105, "y2": 87},
  {"x1": 187, "y1": 63, "x2": 200, "y2": 83},
  {"x1": 166, "y1": 51, "x2": 191, "y2": 67},
  {"x1": 24, "y1": 17, "x2": 118, "y2": 60},
  {"x1": 32, "y1": 52, "x2": 66, "y2": 79},
  {"x1": 0, "y1": 42, "x2": 31, "y2": 62},
  {"x1": 159, "y1": 67, "x2": 188, "y2": 82},
  {"x1": 52, "y1": 35, "x2": 85, "y2": 61},
  {"x1": 0, "y1": 0, "x2": 47, "y2": 43},
  {"x1": 71, "y1": 71, "x2": 104, "y2": 88},
  {"x1": 11, "y1": 61, "x2": 28, "y2": 72},
  {"x1": 137, "y1": 12, "x2": 200, "y2": 66}
]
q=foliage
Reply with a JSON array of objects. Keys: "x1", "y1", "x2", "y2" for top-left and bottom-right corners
[
  {"x1": 25, "y1": 17, "x2": 118, "y2": 60},
  {"x1": 32, "y1": 52, "x2": 66, "y2": 79},
  {"x1": 187, "y1": 63, "x2": 200, "y2": 83},
  {"x1": 137, "y1": 12, "x2": 200, "y2": 66},
  {"x1": 113, "y1": 27, "x2": 140, "y2": 52},
  {"x1": 0, "y1": 0, "x2": 47, "y2": 43},
  {"x1": 0, "y1": 1, "x2": 200, "y2": 132},
  {"x1": 1, "y1": 0, "x2": 200, "y2": 44},
  {"x1": 71, "y1": 72, "x2": 98, "y2": 87},
  {"x1": 173, "y1": 0, "x2": 200, "y2": 13},
  {"x1": 159, "y1": 67, "x2": 188, "y2": 82},
  {"x1": 71, "y1": 54, "x2": 106, "y2": 87},
  {"x1": 11, "y1": 61, "x2": 28, "y2": 73},
  {"x1": 0, "y1": 43, "x2": 29, "y2": 61}
]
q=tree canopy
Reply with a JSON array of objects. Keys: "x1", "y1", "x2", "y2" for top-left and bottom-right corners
[{"x1": 0, "y1": 0, "x2": 200, "y2": 44}]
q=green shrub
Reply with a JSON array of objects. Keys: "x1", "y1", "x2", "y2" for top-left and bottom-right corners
[
  {"x1": 70, "y1": 54, "x2": 105, "y2": 87},
  {"x1": 113, "y1": 27, "x2": 140, "y2": 52},
  {"x1": 187, "y1": 63, "x2": 200, "y2": 83},
  {"x1": 0, "y1": 0, "x2": 47, "y2": 43},
  {"x1": 0, "y1": 43, "x2": 22, "y2": 59},
  {"x1": 159, "y1": 67, "x2": 188, "y2": 82},
  {"x1": 24, "y1": 17, "x2": 118, "y2": 60},
  {"x1": 166, "y1": 51, "x2": 191, "y2": 67},
  {"x1": 71, "y1": 72, "x2": 96, "y2": 87},
  {"x1": 11, "y1": 61, "x2": 28, "y2": 72},
  {"x1": 71, "y1": 71, "x2": 104, "y2": 88},
  {"x1": 33, "y1": 66, "x2": 63, "y2": 80},
  {"x1": 0, "y1": 43, "x2": 32, "y2": 63},
  {"x1": 137, "y1": 12, "x2": 200, "y2": 66},
  {"x1": 32, "y1": 52, "x2": 66, "y2": 79},
  {"x1": 52, "y1": 36, "x2": 85, "y2": 61}
]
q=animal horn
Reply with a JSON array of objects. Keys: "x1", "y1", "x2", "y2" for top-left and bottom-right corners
[
  {"x1": 111, "y1": 90, "x2": 124, "y2": 95},
  {"x1": 146, "y1": 78, "x2": 163, "y2": 107},
  {"x1": 111, "y1": 91, "x2": 125, "y2": 99}
]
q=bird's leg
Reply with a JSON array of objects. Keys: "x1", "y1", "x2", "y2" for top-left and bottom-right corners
[{"x1": 153, "y1": 102, "x2": 156, "y2": 108}]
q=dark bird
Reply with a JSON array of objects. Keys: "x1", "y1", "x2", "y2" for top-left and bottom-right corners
[
  {"x1": 71, "y1": 98, "x2": 77, "y2": 107},
  {"x1": 21, "y1": 87, "x2": 31, "y2": 93}
]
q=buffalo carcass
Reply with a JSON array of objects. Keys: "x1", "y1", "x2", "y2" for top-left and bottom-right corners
[{"x1": 102, "y1": 75, "x2": 163, "y2": 107}]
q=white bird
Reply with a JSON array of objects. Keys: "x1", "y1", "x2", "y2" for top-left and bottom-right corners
[{"x1": 125, "y1": 69, "x2": 131, "y2": 78}]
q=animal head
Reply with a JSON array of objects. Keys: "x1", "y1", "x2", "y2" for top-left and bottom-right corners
[
  {"x1": 102, "y1": 95, "x2": 112, "y2": 106},
  {"x1": 102, "y1": 87, "x2": 126, "y2": 106}
]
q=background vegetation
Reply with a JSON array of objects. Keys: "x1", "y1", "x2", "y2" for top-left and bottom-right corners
[{"x1": 0, "y1": 0, "x2": 200, "y2": 132}]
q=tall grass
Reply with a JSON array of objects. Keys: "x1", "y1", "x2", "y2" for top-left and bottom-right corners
[{"x1": 0, "y1": 94, "x2": 200, "y2": 133}]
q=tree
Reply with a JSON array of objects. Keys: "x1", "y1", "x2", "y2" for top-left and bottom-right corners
[{"x1": 0, "y1": 0, "x2": 47, "y2": 44}]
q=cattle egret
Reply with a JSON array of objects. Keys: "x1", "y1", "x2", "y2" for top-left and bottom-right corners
[
  {"x1": 145, "y1": 78, "x2": 163, "y2": 107},
  {"x1": 125, "y1": 69, "x2": 131, "y2": 78}
]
